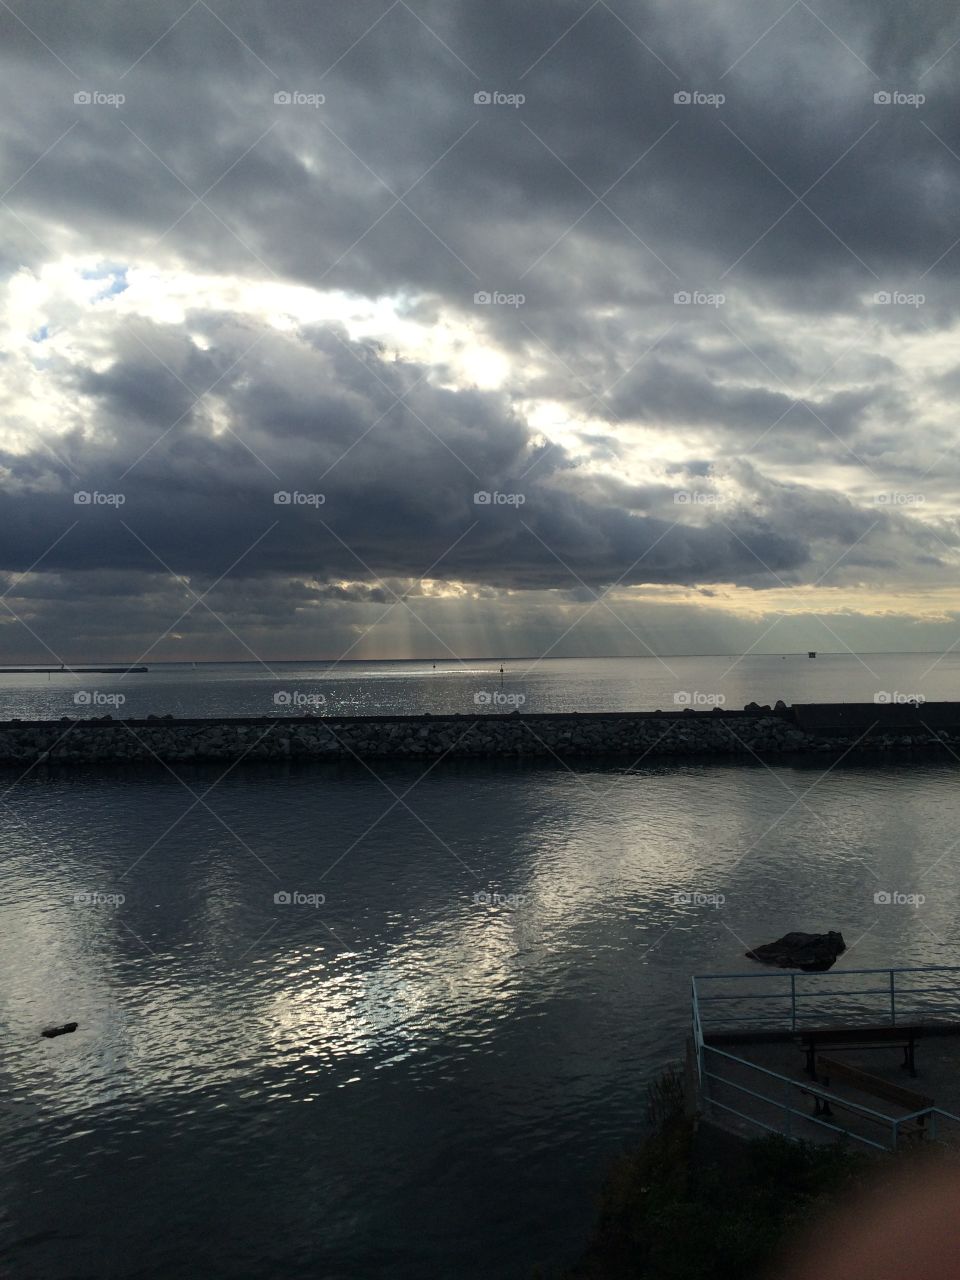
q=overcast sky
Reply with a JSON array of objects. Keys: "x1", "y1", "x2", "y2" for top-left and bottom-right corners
[{"x1": 1, "y1": 0, "x2": 959, "y2": 661}]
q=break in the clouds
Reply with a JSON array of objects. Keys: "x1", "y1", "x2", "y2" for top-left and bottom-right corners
[{"x1": 1, "y1": 0, "x2": 960, "y2": 660}]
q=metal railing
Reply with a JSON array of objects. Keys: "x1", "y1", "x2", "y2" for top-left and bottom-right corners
[
  {"x1": 693, "y1": 965, "x2": 960, "y2": 1036},
  {"x1": 690, "y1": 966, "x2": 960, "y2": 1151}
]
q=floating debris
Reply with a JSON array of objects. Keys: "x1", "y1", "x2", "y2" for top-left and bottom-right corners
[{"x1": 41, "y1": 1022, "x2": 78, "y2": 1039}]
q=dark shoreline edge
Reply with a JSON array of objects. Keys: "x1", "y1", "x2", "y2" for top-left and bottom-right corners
[
  {"x1": 0, "y1": 703, "x2": 958, "y2": 767},
  {"x1": 561, "y1": 1066, "x2": 873, "y2": 1280}
]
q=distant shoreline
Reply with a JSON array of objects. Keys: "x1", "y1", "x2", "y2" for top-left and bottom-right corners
[
  {"x1": 0, "y1": 666, "x2": 148, "y2": 675},
  {"x1": 0, "y1": 651, "x2": 954, "y2": 667}
]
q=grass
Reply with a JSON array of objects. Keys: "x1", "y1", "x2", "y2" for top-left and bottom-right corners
[{"x1": 559, "y1": 1066, "x2": 873, "y2": 1280}]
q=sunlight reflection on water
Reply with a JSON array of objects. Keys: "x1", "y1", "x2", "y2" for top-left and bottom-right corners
[{"x1": 1, "y1": 756, "x2": 958, "y2": 1277}]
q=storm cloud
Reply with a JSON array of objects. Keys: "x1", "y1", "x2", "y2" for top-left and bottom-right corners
[{"x1": 1, "y1": 0, "x2": 959, "y2": 658}]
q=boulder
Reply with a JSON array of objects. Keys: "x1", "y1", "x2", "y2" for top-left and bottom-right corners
[{"x1": 745, "y1": 930, "x2": 846, "y2": 972}]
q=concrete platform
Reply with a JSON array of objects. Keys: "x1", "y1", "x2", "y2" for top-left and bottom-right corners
[{"x1": 700, "y1": 1028, "x2": 960, "y2": 1151}]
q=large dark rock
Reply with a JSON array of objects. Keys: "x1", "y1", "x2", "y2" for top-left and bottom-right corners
[{"x1": 744, "y1": 931, "x2": 846, "y2": 972}]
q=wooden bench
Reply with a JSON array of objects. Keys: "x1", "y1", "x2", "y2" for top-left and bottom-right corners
[
  {"x1": 798, "y1": 1024, "x2": 923, "y2": 1079},
  {"x1": 812, "y1": 1055, "x2": 933, "y2": 1126}
]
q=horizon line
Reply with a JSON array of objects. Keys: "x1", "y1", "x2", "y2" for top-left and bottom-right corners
[{"x1": 0, "y1": 650, "x2": 956, "y2": 666}]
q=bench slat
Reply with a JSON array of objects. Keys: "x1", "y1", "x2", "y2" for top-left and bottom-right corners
[
  {"x1": 817, "y1": 1055, "x2": 932, "y2": 1110},
  {"x1": 799, "y1": 1025, "x2": 921, "y2": 1078},
  {"x1": 801, "y1": 1024, "x2": 923, "y2": 1044}
]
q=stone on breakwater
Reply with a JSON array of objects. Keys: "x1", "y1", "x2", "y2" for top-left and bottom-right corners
[{"x1": 1, "y1": 706, "x2": 959, "y2": 767}]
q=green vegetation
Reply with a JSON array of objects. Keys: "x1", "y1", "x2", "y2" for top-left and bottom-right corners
[{"x1": 562, "y1": 1066, "x2": 872, "y2": 1280}]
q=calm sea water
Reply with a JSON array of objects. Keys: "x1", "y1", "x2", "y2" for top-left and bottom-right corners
[
  {"x1": 2, "y1": 659, "x2": 959, "y2": 1277},
  {"x1": 0, "y1": 651, "x2": 957, "y2": 720}
]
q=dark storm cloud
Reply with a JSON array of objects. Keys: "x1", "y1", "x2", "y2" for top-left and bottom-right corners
[
  {"x1": 605, "y1": 355, "x2": 879, "y2": 436},
  {"x1": 3, "y1": 0, "x2": 960, "y2": 301},
  {"x1": 0, "y1": 314, "x2": 816, "y2": 590},
  {"x1": 2, "y1": 0, "x2": 960, "y2": 656}
]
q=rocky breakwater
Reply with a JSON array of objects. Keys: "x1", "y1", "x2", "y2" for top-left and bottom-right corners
[{"x1": 2, "y1": 703, "x2": 959, "y2": 767}]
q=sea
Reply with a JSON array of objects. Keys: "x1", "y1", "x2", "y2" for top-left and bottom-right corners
[
  {"x1": 0, "y1": 650, "x2": 956, "y2": 720},
  {"x1": 1, "y1": 654, "x2": 958, "y2": 1278}
]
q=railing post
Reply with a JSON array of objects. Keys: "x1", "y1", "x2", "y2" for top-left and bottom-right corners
[
  {"x1": 891, "y1": 1119, "x2": 898, "y2": 1151},
  {"x1": 790, "y1": 974, "x2": 797, "y2": 1031},
  {"x1": 784, "y1": 1079, "x2": 792, "y2": 1138},
  {"x1": 890, "y1": 970, "x2": 896, "y2": 1025},
  {"x1": 700, "y1": 1049, "x2": 712, "y2": 1118}
]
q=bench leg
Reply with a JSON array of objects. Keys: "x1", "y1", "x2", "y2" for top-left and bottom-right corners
[{"x1": 902, "y1": 1042, "x2": 917, "y2": 1078}]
